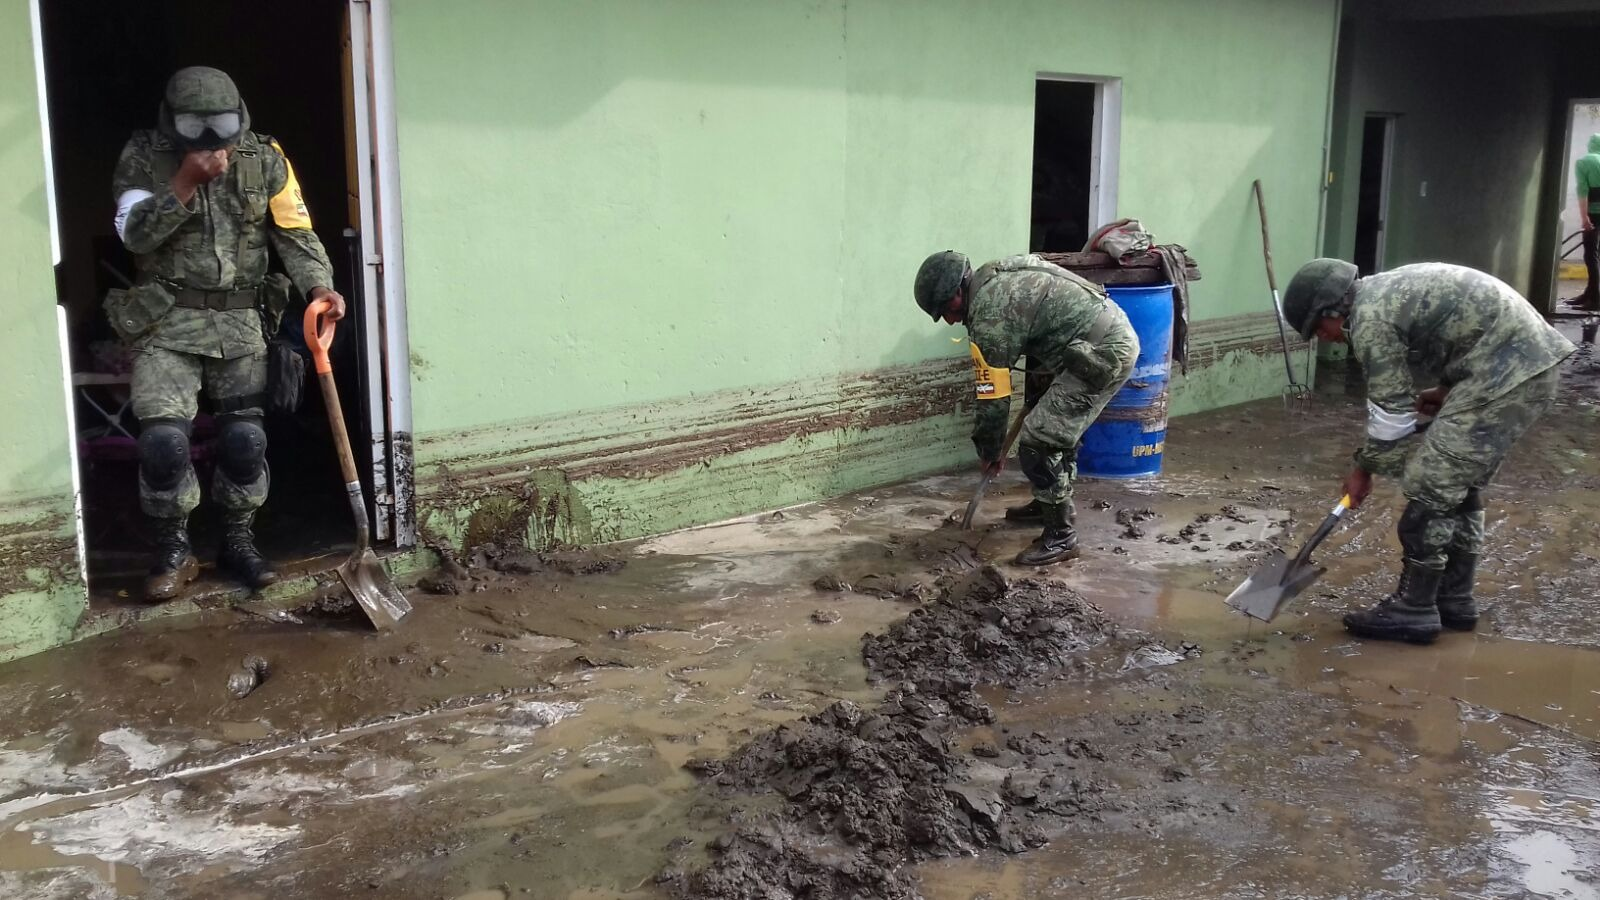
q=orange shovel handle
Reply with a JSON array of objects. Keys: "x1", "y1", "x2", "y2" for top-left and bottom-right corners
[{"x1": 304, "y1": 299, "x2": 336, "y2": 375}]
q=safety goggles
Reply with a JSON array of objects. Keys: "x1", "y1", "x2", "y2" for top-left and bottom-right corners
[{"x1": 172, "y1": 111, "x2": 242, "y2": 141}]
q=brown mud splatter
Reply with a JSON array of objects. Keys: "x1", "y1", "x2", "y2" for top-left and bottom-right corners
[{"x1": 666, "y1": 567, "x2": 1132, "y2": 900}]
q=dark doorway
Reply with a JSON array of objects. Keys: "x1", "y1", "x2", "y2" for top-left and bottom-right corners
[
  {"x1": 1030, "y1": 80, "x2": 1098, "y2": 253},
  {"x1": 40, "y1": 0, "x2": 373, "y2": 608},
  {"x1": 1353, "y1": 115, "x2": 1395, "y2": 276}
]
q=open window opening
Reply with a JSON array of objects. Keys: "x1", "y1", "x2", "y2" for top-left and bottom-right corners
[
  {"x1": 1030, "y1": 77, "x2": 1119, "y2": 253},
  {"x1": 38, "y1": 0, "x2": 401, "y2": 610},
  {"x1": 1353, "y1": 114, "x2": 1396, "y2": 277}
]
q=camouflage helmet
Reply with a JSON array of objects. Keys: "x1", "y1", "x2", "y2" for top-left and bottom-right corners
[
  {"x1": 914, "y1": 251, "x2": 971, "y2": 321},
  {"x1": 158, "y1": 67, "x2": 250, "y2": 150},
  {"x1": 1282, "y1": 258, "x2": 1359, "y2": 339}
]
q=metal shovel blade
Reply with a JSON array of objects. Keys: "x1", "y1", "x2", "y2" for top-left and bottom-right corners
[
  {"x1": 1225, "y1": 549, "x2": 1326, "y2": 622},
  {"x1": 335, "y1": 548, "x2": 413, "y2": 630}
]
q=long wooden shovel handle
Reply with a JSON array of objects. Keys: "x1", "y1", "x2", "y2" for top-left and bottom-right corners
[
  {"x1": 304, "y1": 301, "x2": 371, "y2": 545},
  {"x1": 1252, "y1": 179, "x2": 1278, "y2": 294}
]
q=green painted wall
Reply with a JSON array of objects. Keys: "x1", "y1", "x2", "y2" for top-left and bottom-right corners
[
  {"x1": 393, "y1": 0, "x2": 1338, "y2": 550},
  {"x1": 395, "y1": 0, "x2": 1335, "y2": 431},
  {"x1": 0, "y1": 0, "x2": 86, "y2": 661},
  {"x1": 0, "y1": 0, "x2": 1341, "y2": 659},
  {"x1": 1324, "y1": 15, "x2": 1558, "y2": 298}
]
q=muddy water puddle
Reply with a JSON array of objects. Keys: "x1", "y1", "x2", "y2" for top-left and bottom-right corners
[{"x1": 2, "y1": 392, "x2": 1599, "y2": 897}]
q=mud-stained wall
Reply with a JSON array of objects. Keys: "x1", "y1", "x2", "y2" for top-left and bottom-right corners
[
  {"x1": 393, "y1": 0, "x2": 1340, "y2": 551},
  {"x1": 0, "y1": 0, "x2": 87, "y2": 662},
  {"x1": 416, "y1": 358, "x2": 973, "y2": 552},
  {"x1": 0, "y1": 0, "x2": 1342, "y2": 657}
]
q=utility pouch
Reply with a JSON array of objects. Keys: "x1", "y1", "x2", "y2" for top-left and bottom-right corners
[
  {"x1": 1059, "y1": 342, "x2": 1119, "y2": 392},
  {"x1": 260, "y1": 273, "x2": 295, "y2": 335},
  {"x1": 104, "y1": 281, "x2": 176, "y2": 345},
  {"x1": 260, "y1": 274, "x2": 305, "y2": 415},
  {"x1": 265, "y1": 332, "x2": 306, "y2": 416}
]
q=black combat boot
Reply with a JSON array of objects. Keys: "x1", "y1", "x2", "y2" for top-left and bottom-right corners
[
  {"x1": 1435, "y1": 551, "x2": 1480, "y2": 631},
  {"x1": 218, "y1": 510, "x2": 279, "y2": 591},
  {"x1": 1004, "y1": 499, "x2": 1046, "y2": 524},
  {"x1": 145, "y1": 516, "x2": 198, "y2": 602},
  {"x1": 1342, "y1": 560, "x2": 1444, "y2": 644},
  {"x1": 1014, "y1": 503, "x2": 1079, "y2": 566}
]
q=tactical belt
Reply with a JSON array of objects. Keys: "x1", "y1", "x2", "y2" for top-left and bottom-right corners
[
  {"x1": 214, "y1": 393, "x2": 268, "y2": 416},
  {"x1": 172, "y1": 286, "x2": 260, "y2": 311}
]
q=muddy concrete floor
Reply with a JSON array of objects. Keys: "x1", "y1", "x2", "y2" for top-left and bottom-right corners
[{"x1": 3, "y1": 346, "x2": 1600, "y2": 899}]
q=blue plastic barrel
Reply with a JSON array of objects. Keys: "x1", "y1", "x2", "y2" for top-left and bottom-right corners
[{"x1": 1078, "y1": 283, "x2": 1174, "y2": 479}]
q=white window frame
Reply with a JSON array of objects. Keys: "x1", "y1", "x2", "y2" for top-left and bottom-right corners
[{"x1": 1036, "y1": 73, "x2": 1123, "y2": 236}]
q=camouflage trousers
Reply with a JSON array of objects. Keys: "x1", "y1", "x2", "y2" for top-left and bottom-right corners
[
  {"x1": 1018, "y1": 313, "x2": 1140, "y2": 507},
  {"x1": 131, "y1": 347, "x2": 269, "y2": 518},
  {"x1": 1400, "y1": 365, "x2": 1561, "y2": 567}
]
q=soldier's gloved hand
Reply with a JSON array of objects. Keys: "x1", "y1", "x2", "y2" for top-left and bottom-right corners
[
  {"x1": 171, "y1": 149, "x2": 231, "y2": 204},
  {"x1": 176, "y1": 149, "x2": 230, "y2": 185},
  {"x1": 1341, "y1": 467, "x2": 1373, "y2": 509},
  {"x1": 309, "y1": 286, "x2": 347, "y2": 321},
  {"x1": 1414, "y1": 385, "x2": 1449, "y2": 417}
]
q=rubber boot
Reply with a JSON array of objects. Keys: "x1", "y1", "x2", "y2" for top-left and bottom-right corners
[
  {"x1": 218, "y1": 510, "x2": 279, "y2": 591},
  {"x1": 1014, "y1": 503, "x2": 1079, "y2": 566},
  {"x1": 1435, "y1": 551, "x2": 1480, "y2": 631},
  {"x1": 1004, "y1": 499, "x2": 1046, "y2": 524},
  {"x1": 1342, "y1": 560, "x2": 1444, "y2": 645},
  {"x1": 144, "y1": 516, "x2": 198, "y2": 602}
]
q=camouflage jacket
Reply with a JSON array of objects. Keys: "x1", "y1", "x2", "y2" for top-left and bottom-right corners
[
  {"x1": 964, "y1": 254, "x2": 1118, "y2": 459},
  {"x1": 112, "y1": 129, "x2": 334, "y2": 358},
  {"x1": 1350, "y1": 263, "x2": 1575, "y2": 475}
]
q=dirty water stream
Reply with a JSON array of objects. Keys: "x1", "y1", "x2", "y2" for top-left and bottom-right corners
[{"x1": 1, "y1": 376, "x2": 1598, "y2": 899}]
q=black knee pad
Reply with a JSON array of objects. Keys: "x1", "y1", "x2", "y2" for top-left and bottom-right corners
[
  {"x1": 1017, "y1": 443, "x2": 1061, "y2": 492},
  {"x1": 1458, "y1": 488, "x2": 1484, "y2": 514},
  {"x1": 138, "y1": 419, "x2": 191, "y2": 491},
  {"x1": 217, "y1": 416, "x2": 268, "y2": 484}
]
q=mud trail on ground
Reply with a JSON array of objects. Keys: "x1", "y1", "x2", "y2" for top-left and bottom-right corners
[{"x1": 665, "y1": 566, "x2": 1137, "y2": 900}]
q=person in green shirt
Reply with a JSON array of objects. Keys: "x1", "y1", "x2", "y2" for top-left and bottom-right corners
[{"x1": 1569, "y1": 133, "x2": 1600, "y2": 310}]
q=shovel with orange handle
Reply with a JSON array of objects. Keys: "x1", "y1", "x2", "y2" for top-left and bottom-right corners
[{"x1": 304, "y1": 300, "x2": 412, "y2": 629}]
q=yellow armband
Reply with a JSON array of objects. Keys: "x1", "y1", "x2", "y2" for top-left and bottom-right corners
[
  {"x1": 970, "y1": 343, "x2": 1012, "y2": 400},
  {"x1": 268, "y1": 140, "x2": 314, "y2": 230}
]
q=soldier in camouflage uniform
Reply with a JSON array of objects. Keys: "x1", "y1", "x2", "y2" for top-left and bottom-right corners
[
  {"x1": 915, "y1": 251, "x2": 1139, "y2": 566},
  {"x1": 109, "y1": 67, "x2": 346, "y2": 601},
  {"x1": 1283, "y1": 260, "x2": 1574, "y2": 644}
]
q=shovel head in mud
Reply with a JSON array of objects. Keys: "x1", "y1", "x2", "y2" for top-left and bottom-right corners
[
  {"x1": 1224, "y1": 550, "x2": 1326, "y2": 622},
  {"x1": 336, "y1": 547, "x2": 412, "y2": 630},
  {"x1": 306, "y1": 299, "x2": 413, "y2": 631},
  {"x1": 1225, "y1": 494, "x2": 1352, "y2": 623}
]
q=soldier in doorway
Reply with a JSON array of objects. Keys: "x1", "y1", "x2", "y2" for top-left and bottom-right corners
[
  {"x1": 914, "y1": 251, "x2": 1139, "y2": 566},
  {"x1": 1282, "y1": 260, "x2": 1574, "y2": 644},
  {"x1": 108, "y1": 67, "x2": 346, "y2": 601}
]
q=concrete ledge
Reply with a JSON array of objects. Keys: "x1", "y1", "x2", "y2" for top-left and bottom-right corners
[{"x1": 68, "y1": 546, "x2": 439, "y2": 643}]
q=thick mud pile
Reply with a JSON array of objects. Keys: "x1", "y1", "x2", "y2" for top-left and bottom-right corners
[
  {"x1": 667, "y1": 567, "x2": 1123, "y2": 900},
  {"x1": 863, "y1": 565, "x2": 1114, "y2": 686}
]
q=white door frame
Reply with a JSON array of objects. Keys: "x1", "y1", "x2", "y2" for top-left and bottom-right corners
[
  {"x1": 1036, "y1": 73, "x2": 1123, "y2": 236},
  {"x1": 30, "y1": 0, "x2": 86, "y2": 588},
  {"x1": 351, "y1": 0, "x2": 417, "y2": 548},
  {"x1": 1367, "y1": 113, "x2": 1397, "y2": 272}
]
